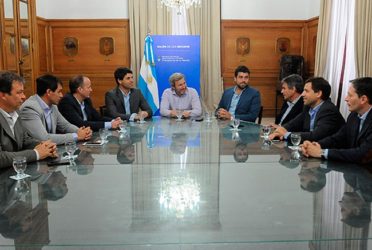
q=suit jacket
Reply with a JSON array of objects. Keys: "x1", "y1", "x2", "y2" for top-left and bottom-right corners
[
  {"x1": 319, "y1": 111, "x2": 372, "y2": 164},
  {"x1": 20, "y1": 95, "x2": 79, "y2": 145},
  {"x1": 275, "y1": 96, "x2": 304, "y2": 125},
  {"x1": 216, "y1": 86, "x2": 261, "y2": 122},
  {"x1": 0, "y1": 113, "x2": 39, "y2": 168},
  {"x1": 58, "y1": 93, "x2": 110, "y2": 132},
  {"x1": 105, "y1": 87, "x2": 152, "y2": 121},
  {"x1": 284, "y1": 99, "x2": 345, "y2": 142}
]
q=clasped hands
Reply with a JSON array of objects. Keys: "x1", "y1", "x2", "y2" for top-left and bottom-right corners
[
  {"x1": 170, "y1": 110, "x2": 191, "y2": 119},
  {"x1": 216, "y1": 108, "x2": 232, "y2": 120}
]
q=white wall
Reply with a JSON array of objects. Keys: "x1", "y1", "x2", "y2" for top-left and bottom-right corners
[
  {"x1": 36, "y1": 0, "x2": 129, "y2": 19},
  {"x1": 36, "y1": 0, "x2": 320, "y2": 19},
  {"x1": 221, "y1": 0, "x2": 320, "y2": 20}
]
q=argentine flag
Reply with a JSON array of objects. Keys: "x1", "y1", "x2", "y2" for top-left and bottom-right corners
[{"x1": 138, "y1": 35, "x2": 159, "y2": 115}]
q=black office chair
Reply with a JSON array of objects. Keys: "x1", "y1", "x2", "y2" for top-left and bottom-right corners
[
  {"x1": 256, "y1": 106, "x2": 263, "y2": 124},
  {"x1": 99, "y1": 105, "x2": 107, "y2": 117}
]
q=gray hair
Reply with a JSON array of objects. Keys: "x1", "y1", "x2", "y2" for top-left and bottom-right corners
[
  {"x1": 282, "y1": 74, "x2": 304, "y2": 94},
  {"x1": 169, "y1": 73, "x2": 185, "y2": 87}
]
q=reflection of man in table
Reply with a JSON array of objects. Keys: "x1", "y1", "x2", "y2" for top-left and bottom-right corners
[
  {"x1": 115, "y1": 125, "x2": 146, "y2": 164},
  {"x1": 160, "y1": 72, "x2": 202, "y2": 119},
  {"x1": 170, "y1": 132, "x2": 188, "y2": 154},
  {"x1": 233, "y1": 142, "x2": 249, "y2": 162},
  {"x1": 298, "y1": 161, "x2": 328, "y2": 193}
]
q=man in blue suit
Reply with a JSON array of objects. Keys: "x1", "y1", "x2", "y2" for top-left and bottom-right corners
[{"x1": 216, "y1": 65, "x2": 261, "y2": 122}]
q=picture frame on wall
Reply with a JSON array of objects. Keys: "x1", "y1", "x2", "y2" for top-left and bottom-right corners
[
  {"x1": 276, "y1": 37, "x2": 290, "y2": 54},
  {"x1": 63, "y1": 37, "x2": 78, "y2": 57},
  {"x1": 99, "y1": 37, "x2": 114, "y2": 56},
  {"x1": 236, "y1": 37, "x2": 250, "y2": 56}
]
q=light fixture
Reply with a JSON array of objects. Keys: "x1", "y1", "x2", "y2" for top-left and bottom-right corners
[{"x1": 161, "y1": 0, "x2": 201, "y2": 14}]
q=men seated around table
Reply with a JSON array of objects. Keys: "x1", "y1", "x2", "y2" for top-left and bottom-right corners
[
  {"x1": 216, "y1": 65, "x2": 261, "y2": 122},
  {"x1": 159, "y1": 72, "x2": 202, "y2": 118},
  {"x1": 105, "y1": 67, "x2": 152, "y2": 122},
  {"x1": 20, "y1": 74, "x2": 92, "y2": 145},
  {"x1": 269, "y1": 77, "x2": 345, "y2": 142},
  {"x1": 0, "y1": 71, "x2": 57, "y2": 168},
  {"x1": 58, "y1": 75, "x2": 122, "y2": 131},
  {"x1": 302, "y1": 77, "x2": 372, "y2": 164},
  {"x1": 275, "y1": 74, "x2": 304, "y2": 126}
]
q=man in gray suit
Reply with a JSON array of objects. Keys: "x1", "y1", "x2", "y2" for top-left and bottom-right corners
[
  {"x1": 105, "y1": 67, "x2": 152, "y2": 121},
  {"x1": 0, "y1": 71, "x2": 57, "y2": 168},
  {"x1": 20, "y1": 74, "x2": 92, "y2": 145}
]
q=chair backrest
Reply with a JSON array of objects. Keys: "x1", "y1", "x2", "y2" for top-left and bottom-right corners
[
  {"x1": 277, "y1": 55, "x2": 305, "y2": 91},
  {"x1": 99, "y1": 105, "x2": 107, "y2": 117},
  {"x1": 256, "y1": 106, "x2": 263, "y2": 124}
]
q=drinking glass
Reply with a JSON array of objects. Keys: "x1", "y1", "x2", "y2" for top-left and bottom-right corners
[
  {"x1": 205, "y1": 111, "x2": 212, "y2": 123},
  {"x1": 290, "y1": 133, "x2": 301, "y2": 150},
  {"x1": 176, "y1": 109, "x2": 183, "y2": 121},
  {"x1": 232, "y1": 118, "x2": 240, "y2": 131},
  {"x1": 139, "y1": 112, "x2": 146, "y2": 124},
  {"x1": 119, "y1": 121, "x2": 127, "y2": 133},
  {"x1": 10, "y1": 156, "x2": 29, "y2": 180},
  {"x1": 65, "y1": 141, "x2": 77, "y2": 160},
  {"x1": 99, "y1": 128, "x2": 109, "y2": 143},
  {"x1": 261, "y1": 125, "x2": 271, "y2": 139}
]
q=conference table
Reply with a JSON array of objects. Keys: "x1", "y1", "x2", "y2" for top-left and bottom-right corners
[{"x1": 0, "y1": 117, "x2": 371, "y2": 249}]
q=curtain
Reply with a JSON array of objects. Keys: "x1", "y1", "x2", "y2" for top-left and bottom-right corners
[
  {"x1": 188, "y1": 0, "x2": 222, "y2": 111},
  {"x1": 314, "y1": 0, "x2": 356, "y2": 118},
  {"x1": 128, "y1": 0, "x2": 172, "y2": 80},
  {"x1": 355, "y1": 0, "x2": 372, "y2": 77}
]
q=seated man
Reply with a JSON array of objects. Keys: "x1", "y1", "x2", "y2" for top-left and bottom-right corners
[
  {"x1": 0, "y1": 71, "x2": 57, "y2": 168},
  {"x1": 58, "y1": 75, "x2": 122, "y2": 131},
  {"x1": 302, "y1": 77, "x2": 372, "y2": 164},
  {"x1": 275, "y1": 74, "x2": 304, "y2": 125},
  {"x1": 216, "y1": 65, "x2": 261, "y2": 122},
  {"x1": 105, "y1": 67, "x2": 152, "y2": 122},
  {"x1": 269, "y1": 77, "x2": 345, "y2": 142},
  {"x1": 160, "y1": 72, "x2": 202, "y2": 118},
  {"x1": 20, "y1": 74, "x2": 92, "y2": 145}
]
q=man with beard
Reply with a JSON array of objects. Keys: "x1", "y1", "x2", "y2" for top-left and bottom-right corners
[
  {"x1": 160, "y1": 72, "x2": 202, "y2": 119},
  {"x1": 216, "y1": 65, "x2": 261, "y2": 122}
]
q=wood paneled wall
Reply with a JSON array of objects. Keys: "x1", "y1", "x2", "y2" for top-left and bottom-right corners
[
  {"x1": 36, "y1": 17, "x2": 317, "y2": 115},
  {"x1": 36, "y1": 18, "x2": 130, "y2": 108},
  {"x1": 221, "y1": 18, "x2": 318, "y2": 116}
]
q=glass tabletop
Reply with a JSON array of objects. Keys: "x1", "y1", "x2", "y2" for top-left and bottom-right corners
[{"x1": 0, "y1": 117, "x2": 371, "y2": 249}]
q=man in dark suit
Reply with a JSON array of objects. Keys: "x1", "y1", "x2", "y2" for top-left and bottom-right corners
[
  {"x1": 105, "y1": 67, "x2": 152, "y2": 122},
  {"x1": 302, "y1": 77, "x2": 372, "y2": 164},
  {"x1": 275, "y1": 74, "x2": 304, "y2": 125},
  {"x1": 58, "y1": 75, "x2": 122, "y2": 131},
  {"x1": 0, "y1": 71, "x2": 57, "y2": 168},
  {"x1": 216, "y1": 65, "x2": 261, "y2": 122},
  {"x1": 269, "y1": 77, "x2": 345, "y2": 142}
]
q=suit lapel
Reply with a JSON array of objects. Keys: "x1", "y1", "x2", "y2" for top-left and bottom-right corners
[
  {"x1": 0, "y1": 113, "x2": 16, "y2": 143},
  {"x1": 71, "y1": 95, "x2": 84, "y2": 119},
  {"x1": 115, "y1": 87, "x2": 125, "y2": 112},
  {"x1": 357, "y1": 111, "x2": 372, "y2": 142}
]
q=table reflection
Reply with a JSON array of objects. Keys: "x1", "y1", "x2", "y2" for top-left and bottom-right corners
[{"x1": 0, "y1": 117, "x2": 371, "y2": 248}]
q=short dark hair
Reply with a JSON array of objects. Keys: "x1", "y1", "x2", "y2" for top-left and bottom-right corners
[
  {"x1": 305, "y1": 77, "x2": 331, "y2": 100},
  {"x1": 69, "y1": 75, "x2": 85, "y2": 94},
  {"x1": 36, "y1": 74, "x2": 62, "y2": 96},
  {"x1": 114, "y1": 67, "x2": 132, "y2": 85},
  {"x1": 0, "y1": 71, "x2": 24, "y2": 94},
  {"x1": 234, "y1": 65, "x2": 250, "y2": 77},
  {"x1": 282, "y1": 74, "x2": 304, "y2": 94},
  {"x1": 350, "y1": 77, "x2": 372, "y2": 104}
]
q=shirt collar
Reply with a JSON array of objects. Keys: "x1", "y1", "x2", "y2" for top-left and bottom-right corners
[
  {"x1": 0, "y1": 108, "x2": 19, "y2": 124},
  {"x1": 233, "y1": 86, "x2": 247, "y2": 96},
  {"x1": 310, "y1": 101, "x2": 324, "y2": 113},
  {"x1": 359, "y1": 107, "x2": 372, "y2": 121},
  {"x1": 171, "y1": 88, "x2": 188, "y2": 97},
  {"x1": 289, "y1": 95, "x2": 302, "y2": 105},
  {"x1": 36, "y1": 95, "x2": 52, "y2": 111},
  {"x1": 119, "y1": 88, "x2": 131, "y2": 97}
]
